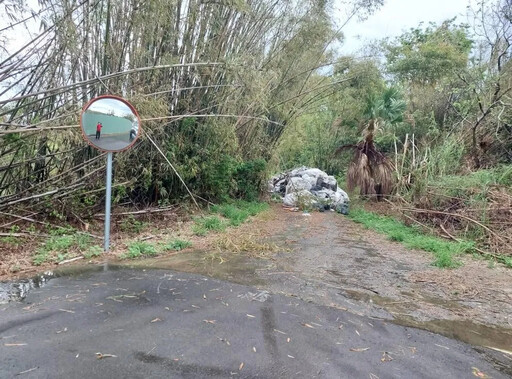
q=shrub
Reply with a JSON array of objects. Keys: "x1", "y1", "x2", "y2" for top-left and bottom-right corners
[
  {"x1": 123, "y1": 241, "x2": 158, "y2": 259},
  {"x1": 192, "y1": 216, "x2": 227, "y2": 235},
  {"x1": 162, "y1": 239, "x2": 192, "y2": 251}
]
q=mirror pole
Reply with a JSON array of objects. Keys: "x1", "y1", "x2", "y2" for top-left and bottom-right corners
[{"x1": 104, "y1": 152, "x2": 113, "y2": 252}]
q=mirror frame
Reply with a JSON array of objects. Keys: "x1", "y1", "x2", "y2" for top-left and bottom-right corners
[{"x1": 79, "y1": 95, "x2": 142, "y2": 152}]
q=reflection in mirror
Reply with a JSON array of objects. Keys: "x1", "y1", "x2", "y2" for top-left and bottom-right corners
[{"x1": 81, "y1": 97, "x2": 140, "y2": 151}]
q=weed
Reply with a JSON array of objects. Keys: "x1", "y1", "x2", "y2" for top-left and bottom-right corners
[
  {"x1": 503, "y1": 256, "x2": 512, "y2": 269},
  {"x1": 120, "y1": 216, "x2": 147, "y2": 234},
  {"x1": 32, "y1": 231, "x2": 93, "y2": 265},
  {"x1": 212, "y1": 203, "x2": 248, "y2": 226},
  {"x1": 162, "y1": 239, "x2": 192, "y2": 251},
  {"x1": 212, "y1": 201, "x2": 269, "y2": 226},
  {"x1": 48, "y1": 226, "x2": 75, "y2": 236},
  {"x1": 44, "y1": 235, "x2": 75, "y2": 252},
  {"x1": 56, "y1": 253, "x2": 70, "y2": 262},
  {"x1": 122, "y1": 241, "x2": 158, "y2": 259},
  {"x1": 33, "y1": 249, "x2": 49, "y2": 265},
  {"x1": 192, "y1": 216, "x2": 227, "y2": 236},
  {"x1": 0, "y1": 236, "x2": 20, "y2": 245},
  {"x1": 192, "y1": 224, "x2": 208, "y2": 236},
  {"x1": 84, "y1": 245, "x2": 103, "y2": 259},
  {"x1": 75, "y1": 234, "x2": 92, "y2": 250},
  {"x1": 347, "y1": 208, "x2": 471, "y2": 268}
]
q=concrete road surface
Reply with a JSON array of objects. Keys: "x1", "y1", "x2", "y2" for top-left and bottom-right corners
[{"x1": 0, "y1": 266, "x2": 508, "y2": 378}]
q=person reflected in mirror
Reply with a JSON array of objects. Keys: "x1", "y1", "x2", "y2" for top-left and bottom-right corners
[
  {"x1": 129, "y1": 128, "x2": 137, "y2": 142},
  {"x1": 96, "y1": 122, "x2": 102, "y2": 139}
]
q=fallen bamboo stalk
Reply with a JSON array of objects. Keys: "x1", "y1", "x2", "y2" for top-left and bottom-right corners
[
  {"x1": 0, "y1": 232, "x2": 48, "y2": 238},
  {"x1": 0, "y1": 114, "x2": 285, "y2": 135},
  {"x1": 94, "y1": 206, "x2": 179, "y2": 217},
  {"x1": 439, "y1": 224, "x2": 502, "y2": 259},
  {"x1": 400, "y1": 207, "x2": 508, "y2": 244},
  {"x1": 0, "y1": 62, "x2": 227, "y2": 106},
  {"x1": 58, "y1": 256, "x2": 84, "y2": 265}
]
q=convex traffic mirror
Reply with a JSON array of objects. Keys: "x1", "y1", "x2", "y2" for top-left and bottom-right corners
[{"x1": 80, "y1": 95, "x2": 141, "y2": 152}]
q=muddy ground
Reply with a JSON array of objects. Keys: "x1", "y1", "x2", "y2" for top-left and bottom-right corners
[{"x1": 2, "y1": 205, "x2": 512, "y2": 355}]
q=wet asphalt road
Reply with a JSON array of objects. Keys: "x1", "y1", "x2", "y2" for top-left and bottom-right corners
[{"x1": 0, "y1": 266, "x2": 508, "y2": 378}]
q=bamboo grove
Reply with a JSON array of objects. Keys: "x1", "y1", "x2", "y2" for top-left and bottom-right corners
[{"x1": 0, "y1": 0, "x2": 383, "y2": 217}]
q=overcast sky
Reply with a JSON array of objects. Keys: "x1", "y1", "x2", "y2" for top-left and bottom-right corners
[
  {"x1": 338, "y1": 0, "x2": 472, "y2": 54},
  {"x1": 88, "y1": 98, "x2": 133, "y2": 117}
]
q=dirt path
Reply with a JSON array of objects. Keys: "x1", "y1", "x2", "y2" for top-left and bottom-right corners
[{"x1": 249, "y1": 207, "x2": 512, "y2": 351}]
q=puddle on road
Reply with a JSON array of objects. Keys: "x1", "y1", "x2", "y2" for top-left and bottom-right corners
[
  {"x1": 0, "y1": 250, "x2": 265, "y2": 304},
  {"x1": 0, "y1": 273, "x2": 52, "y2": 303},
  {"x1": 393, "y1": 316, "x2": 512, "y2": 353},
  {"x1": 117, "y1": 249, "x2": 266, "y2": 286},
  {"x1": 0, "y1": 265, "x2": 110, "y2": 303},
  {"x1": 340, "y1": 288, "x2": 512, "y2": 352},
  {"x1": 1, "y1": 248, "x2": 510, "y2": 356}
]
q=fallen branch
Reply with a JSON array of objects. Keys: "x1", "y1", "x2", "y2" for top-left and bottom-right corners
[
  {"x1": 58, "y1": 256, "x2": 84, "y2": 265},
  {"x1": 439, "y1": 224, "x2": 501, "y2": 259},
  {"x1": 400, "y1": 207, "x2": 508, "y2": 245},
  {"x1": 0, "y1": 232, "x2": 47, "y2": 238},
  {"x1": 94, "y1": 206, "x2": 178, "y2": 218}
]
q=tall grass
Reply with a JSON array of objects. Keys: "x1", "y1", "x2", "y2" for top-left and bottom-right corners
[
  {"x1": 193, "y1": 200, "x2": 269, "y2": 236},
  {"x1": 211, "y1": 201, "x2": 269, "y2": 226}
]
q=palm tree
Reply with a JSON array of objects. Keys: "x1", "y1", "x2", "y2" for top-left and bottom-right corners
[{"x1": 339, "y1": 87, "x2": 406, "y2": 199}]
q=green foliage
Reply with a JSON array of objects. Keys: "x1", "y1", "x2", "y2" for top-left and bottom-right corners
[
  {"x1": 347, "y1": 207, "x2": 474, "y2": 268},
  {"x1": 192, "y1": 216, "x2": 227, "y2": 236},
  {"x1": 0, "y1": 236, "x2": 20, "y2": 245},
  {"x1": 33, "y1": 250, "x2": 49, "y2": 266},
  {"x1": 233, "y1": 159, "x2": 267, "y2": 201},
  {"x1": 212, "y1": 201, "x2": 269, "y2": 226},
  {"x1": 83, "y1": 245, "x2": 103, "y2": 259},
  {"x1": 364, "y1": 86, "x2": 406, "y2": 127},
  {"x1": 48, "y1": 226, "x2": 76, "y2": 236},
  {"x1": 162, "y1": 239, "x2": 192, "y2": 251},
  {"x1": 192, "y1": 200, "x2": 268, "y2": 235},
  {"x1": 428, "y1": 166, "x2": 512, "y2": 199},
  {"x1": 43, "y1": 235, "x2": 76, "y2": 252},
  {"x1": 385, "y1": 20, "x2": 472, "y2": 84},
  {"x1": 123, "y1": 241, "x2": 158, "y2": 259},
  {"x1": 120, "y1": 216, "x2": 147, "y2": 234},
  {"x1": 33, "y1": 232, "x2": 93, "y2": 265}
]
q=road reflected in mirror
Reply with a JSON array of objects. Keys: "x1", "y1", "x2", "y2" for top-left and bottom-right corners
[{"x1": 81, "y1": 96, "x2": 140, "y2": 151}]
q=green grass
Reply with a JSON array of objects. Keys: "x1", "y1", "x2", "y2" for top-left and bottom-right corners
[
  {"x1": 83, "y1": 245, "x2": 103, "y2": 259},
  {"x1": 211, "y1": 201, "x2": 269, "y2": 226},
  {"x1": 192, "y1": 201, "x2": 269, "y2": 236},
  {"x1": 120, "y1": 216, "x2": 147, "y2": 234},
  {"x1": 347, "y1": 208, "x2": 475, "y2": 268},
  {"x1": 122, "y1": 241, "x2": 158, "y2": 259},
  {"x1": 162, "y1": 239, "x2": 192, "y2": 251},
  {"x1": 33, "y1": 232, "x2": 93, "y2": 265},
  {"x1": 192, "y1": 216, "x2": 227, "y2": 236}
]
